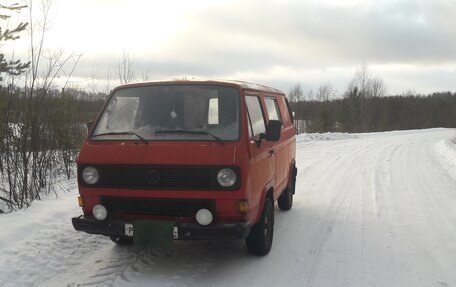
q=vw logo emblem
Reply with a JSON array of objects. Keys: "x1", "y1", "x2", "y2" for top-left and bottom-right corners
[{"x1": 145, "y1": 170, "x2": 160, "y2": 185}]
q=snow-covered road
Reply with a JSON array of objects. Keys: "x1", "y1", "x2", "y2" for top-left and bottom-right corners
[{"x1": 1, "y1": 128, "x2": 456, "y2": 287}]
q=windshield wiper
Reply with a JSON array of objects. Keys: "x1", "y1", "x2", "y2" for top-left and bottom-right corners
[
  {"x1": 154, "y1": 129, "x2": 224, "y2": 143},
  {"x1": 92, "y1": 131, "x2": 149, "y2": 144}
]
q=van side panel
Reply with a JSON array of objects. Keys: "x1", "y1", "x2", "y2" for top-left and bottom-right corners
[
  {"x1": 242, "y1": 91, "x2": 275, "y2": 223},
  {"x1": 260, "y1": 94, "x2": 296, "y2": 201},
  {"x1": 276, "y1": 94, "x2": 296, "y2": 188}
]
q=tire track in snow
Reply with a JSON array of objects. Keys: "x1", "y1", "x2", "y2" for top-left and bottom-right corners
[
  {"x1": 293, "y1": 140, "x2": 380, "y2": 286},
  {"x1": 66, "y1": 240, "x2": 246, "y2": 287},
  {"x1": 361, "y1": 137, "x2": 412, "y2": 287}
]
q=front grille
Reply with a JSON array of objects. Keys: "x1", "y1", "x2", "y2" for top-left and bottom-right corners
[
  {"x1": 101, "y1": 197, "x2": 214, "y2": 217},
  {"x1": 100, "y1": 165, "x2": 211, "y2": 189},
  {"x1": 79, "y1": 164, "x2": 240, "y2": 191}
]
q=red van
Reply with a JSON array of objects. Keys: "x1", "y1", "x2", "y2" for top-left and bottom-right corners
[{"x1": 72, "y1": 80, "x2": 297, "y2": 255}]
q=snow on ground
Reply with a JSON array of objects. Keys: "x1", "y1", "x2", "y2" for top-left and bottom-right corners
[
  {"x1": 1, "y1": 128, "x2": 456, "y2": 287},
  {"x1": 0, "y1": 180, "x2": 111, "y2": 286}
]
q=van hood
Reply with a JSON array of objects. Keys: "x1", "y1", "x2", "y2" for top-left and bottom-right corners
[{"x1": 77, "y1": 140, "x2": 242, "y2": 166}]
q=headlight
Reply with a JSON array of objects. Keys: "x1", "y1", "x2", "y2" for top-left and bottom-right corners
[
  {"x1": 217, "y1": 168, "x2": 236, "y2": 187},
  {"x1": 93, "y1": 204, "x2": 107, "y2": 221},
  {"x1": 82, "y1": 166, "x2": 99, "y2": 185}
]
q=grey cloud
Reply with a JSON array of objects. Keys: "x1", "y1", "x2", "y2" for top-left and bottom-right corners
[
  {"x1": 164, "y1": 0, "x2": 456, "y2": 66},
  {"x1": 72, "y1": 0, "x2": 456, "y2": 94}
]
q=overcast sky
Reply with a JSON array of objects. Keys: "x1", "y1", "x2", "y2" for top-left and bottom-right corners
[{"x1": 5, "y1": 0, "x2": 456, "y2": 95}]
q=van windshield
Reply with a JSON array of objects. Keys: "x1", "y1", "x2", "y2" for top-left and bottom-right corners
[{"x1": 92, "y1": 85, "x2": 240, "y2": 141}]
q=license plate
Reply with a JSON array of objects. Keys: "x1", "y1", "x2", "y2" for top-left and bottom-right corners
[{"x1": 125, "y1": 223, "x2": 134, "y2": 236}]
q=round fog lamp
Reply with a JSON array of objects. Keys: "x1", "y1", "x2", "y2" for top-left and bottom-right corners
[
  {"x1": 93, "y1": 204, "x2": 107, "y2": 221},
  {"x1": 196, "y1": 209, "x2": 213, "y2": 226},
  {"x1": 217, "y1": 168, "x2": 236, "y2": 187},
  {"x1": 82, "y1": 166, "x2": 99, "y2": 185}
]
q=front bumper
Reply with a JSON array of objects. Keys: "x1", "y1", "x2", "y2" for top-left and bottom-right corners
[{"x1": 72, "y1": 216, "x2": 251, "y2": 240}]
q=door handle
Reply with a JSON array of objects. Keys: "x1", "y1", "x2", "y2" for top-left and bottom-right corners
[{"x1": 269, "y1": 148, "x2": 276, "y2": 155}]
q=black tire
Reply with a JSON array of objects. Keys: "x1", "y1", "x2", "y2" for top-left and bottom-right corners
[
  {"x1": 245, "y1": 198, "x2": 274, "y2": 256},
  {"x1": 278, "y1": 172, "x2": 295, "y2": 211},
  {"x1": 110, "y1": 236, "x2": 133, "y2": 245}
]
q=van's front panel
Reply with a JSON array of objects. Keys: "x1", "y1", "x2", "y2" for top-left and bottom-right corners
[
  {"x1": 78, "y1": 142, "x2": 250, "y2": 217},
  {"x1": 74, "y1": 83, "x2": 253, "y2": 240}
]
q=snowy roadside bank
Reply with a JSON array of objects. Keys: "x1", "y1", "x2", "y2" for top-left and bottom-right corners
[
  {"x1": 435, "y1": 135, "x2": 456, "y2": 178},
  {"x1": 296, "y1": 132, "x2": 357, "y2": 142},
  {"x1": 295, "y1": 128, "x2": 452, "y2": 143}
]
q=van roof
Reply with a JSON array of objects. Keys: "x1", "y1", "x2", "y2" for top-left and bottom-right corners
[{"x1": 116, "y1": 79, "x2": 285, "y2": 95}]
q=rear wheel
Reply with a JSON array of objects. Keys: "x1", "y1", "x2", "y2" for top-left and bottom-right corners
[
  {"x1": 110, "y1": 236, "x2": 133, "y2": 245},
  {"x1": 278, "y1": 172, "x2": 295, "y2": 210},
  {"x1": 245, "y1": 198, "x2": 274, "y2": 256}
]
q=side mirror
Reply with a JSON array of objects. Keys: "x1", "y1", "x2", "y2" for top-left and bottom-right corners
[
  {"x1": 86, "y1": 121, "x2": 94, "y2": 131},
  {"x1": 261, "y1": 120, "x2": 281, "y2": 142}
]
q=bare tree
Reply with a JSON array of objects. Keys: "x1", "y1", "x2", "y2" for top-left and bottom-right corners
[
  {"x1": 346, "y1": 63, "x2": 387, "y2": 98},
  {"x1": 369, "y1": 76, "x2": 387, "y2": 98},
  {"x1": 355, "y1": 63, "x2": 370, "y2": 98},
  {"x1": 104, "y1": 67, "x2": 112, "y2": 95},
  {"x1": 117, "y1": 50, "x2": 135, "y2": 84},
  {"x1": 142, "y1": 68, "x2": 150, "y2": 81},
  {"x1": 288, "y1": 82, "x2": 303, "y2": 103},
  {"x1": 304, "y1": 88, "x2": 314, "y2": 101},
  {"x1": 316, "y1": 82, "x2": 335, "y2": 102},
  {"x1": 343, "y1": 63, "x2": 387, "y2": 131},
  {"x1": 1, "y1": 0, "x2": 82, "y2": 210}
]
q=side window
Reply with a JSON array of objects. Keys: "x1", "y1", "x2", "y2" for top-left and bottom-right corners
[
  {"x1": 284, "y1": 97, "x2": 294, "y2": 122},
  {"x1": 264, "y1": 97, "x2": 282, "y2": 123},
  {"x1": 245, "y1": 96, "x2": 266, "y2": 137}
]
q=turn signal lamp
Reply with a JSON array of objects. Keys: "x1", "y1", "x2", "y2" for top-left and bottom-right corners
[
  {"x1": 238, "y1": 200, "x2": 249, "y2": 214},
  {"x1": 78, "y1": 196, "x2": 84, "y2": 207}
]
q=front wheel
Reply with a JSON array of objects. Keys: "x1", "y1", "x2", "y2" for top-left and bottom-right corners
[{"x1": 245, "y1": 198, "x2": 274, "y2": 256}]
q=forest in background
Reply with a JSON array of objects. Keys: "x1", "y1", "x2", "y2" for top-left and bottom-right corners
[
  {"x1": 287, "y1": 65, "x2": 456, "y2": 134},
  {"x1": 289, "y1": 89, "x2": 456, "y2": 134}
]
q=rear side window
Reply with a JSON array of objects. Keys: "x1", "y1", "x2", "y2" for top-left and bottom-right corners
[
  {"x1": 245, "y1": 96, "x2": 266, "y2": 137},
  {"x1": 264, "y1": 97, "x2": 282, "y2": 122},
  {"x1": 284, "y1": 97, "x2": 294, "y2": 122}
]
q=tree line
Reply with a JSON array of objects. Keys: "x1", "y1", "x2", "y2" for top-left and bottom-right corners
[
  {"x1": 0, "y1": 85, "x2": 104, "y2": 211},
  {"x1": 288, "y1": 65, "x2": 456, "y2": 133}
]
